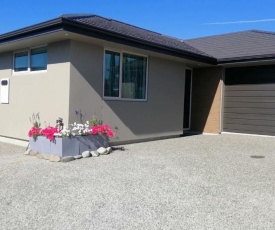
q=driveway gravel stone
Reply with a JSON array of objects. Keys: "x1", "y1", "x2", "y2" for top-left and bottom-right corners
[{"x1": 1, "y1": 134, "x2": 275, "y2": 229}]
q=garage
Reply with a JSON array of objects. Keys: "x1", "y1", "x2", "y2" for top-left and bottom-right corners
[{"x1": 223, "y1": 65, "x2": 275, "y2": 136}]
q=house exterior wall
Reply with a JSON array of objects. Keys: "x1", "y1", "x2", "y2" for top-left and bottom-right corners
[
  {"x1": 0, "y1": 40, "x2": 71, "y2": 140},
  {"x1": 69, "y1": 40, "x2": 186, "y2": 143},
  {"x1": 190, "y1": 67, "x2": 223, "y2": 133}
]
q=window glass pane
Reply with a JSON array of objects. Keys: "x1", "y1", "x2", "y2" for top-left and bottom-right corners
[
  {"x1": 30, "y1": 47, "x2": 47, "y2": 71},
  {"x1": 122, "y1": 53, "x2": 147, "y2": 99},
  {"x1": 104, "y1": 50, "x2": 120, "y2": 97},
  {"x1": 14, "y1": 51, "x2": 28, "y2": 72}
]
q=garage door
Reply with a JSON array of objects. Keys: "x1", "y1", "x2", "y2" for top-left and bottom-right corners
[{"x1": 224, "y1": 65, "x2": 275, "y2": 136}]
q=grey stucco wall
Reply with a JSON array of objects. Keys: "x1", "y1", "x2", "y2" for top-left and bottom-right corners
[
  {"x1": 0, "y1": 40, "x2": 71, "y2": 140},
  {"x1": 69, "y1": 40, "x2": 186, "y2": 143}
]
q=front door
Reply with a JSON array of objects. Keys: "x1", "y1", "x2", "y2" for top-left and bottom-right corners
[{"x1": 183, "y1": 69, "x2": 192, "y2": 130}]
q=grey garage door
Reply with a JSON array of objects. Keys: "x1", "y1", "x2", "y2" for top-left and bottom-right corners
[{"x1": 224, "y1": 65, "x2": 275, "y2": 135}]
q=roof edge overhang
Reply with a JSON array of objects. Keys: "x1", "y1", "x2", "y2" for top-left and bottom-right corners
[
  {"x1": 61, "y1": 18, "x2": 217, "y2": 64},
  {"x1": 0, "y1": 17, "x2": 217, "y2": 65},
  {"x1": 217, "y1": 54, "x2": 275, "y2": 65},
  {"x1": 0, "y1": 18, "x2": 64, "y2": 44}
]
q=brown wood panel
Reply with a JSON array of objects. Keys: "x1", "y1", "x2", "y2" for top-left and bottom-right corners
[
  {"x1": 224, "y1": 65, "x2": 275, "y2": 135},
  {"x1": 223, "y1": 113, "x2": 275, "y2": 121},
  {"x1": 224, "y1": 102, "x2": 275, "y2": 109},
  {"x1": 224, "y1": 118, "x2": 275, "y2": 127},
  {"x1": 223, "y1": 128, "x2": 275, "y2": 136},
  {"x1": 224, "y1": 96, "x2": 275, "y2": 103},
  {"x1": 224, "y1": 123, "x2": 275, "y2": 133},
  {"x1": 224, "y1": 107, "x2": 275, "y2": 115},
  {"x1": 225, "y1": 90, "x2": 275, "y2": 97},
  {"x1": 225, "y1": 84, "x2": 275, "y2": 91}
]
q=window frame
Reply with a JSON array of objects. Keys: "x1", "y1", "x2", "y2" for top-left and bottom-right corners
[
  {"x1": 103, "y1": 48, "x2": 148, "y2": 102},
  {"x1": 13, "y1": 50, "x2": 29, "y2": 74},
  {"x1": 13, "y1": 45, "x2": 48, "y2": 75}
]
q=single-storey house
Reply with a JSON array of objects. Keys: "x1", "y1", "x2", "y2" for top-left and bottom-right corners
[{"x1": 0, "y1": 14, "x2": 275, "y2": 145}]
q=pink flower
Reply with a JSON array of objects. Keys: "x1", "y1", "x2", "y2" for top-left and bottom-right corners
[
  {"x1": 28, "y1": 127, "x2": 41, "y2": 140},
  {"x1": 90, "y1": 124, "x2": 114, "y2": 138},
  {"x1": 40, "y1": 126, "x2": 59, "y2": 141}
]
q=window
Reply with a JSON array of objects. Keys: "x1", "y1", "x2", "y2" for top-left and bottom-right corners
[
  {"x1": 30, "y1": 47, "x2": 47, "y2": 71},
  {"x1": 104, "y1": 50, "x2": 147, "y2": 100},
  {"x1": 14, "y1": 46, "x2": 47, "y2": 73},
  {"x1": 14, "y1": 51, "x2": 28, "y2": 72},
  {"x1": 104, "y1": 51, "x2": 120, "y2": 97}
]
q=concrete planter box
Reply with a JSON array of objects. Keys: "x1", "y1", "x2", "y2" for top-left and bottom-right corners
[
  {"x1": 29, "y1": 136, "x2": 51, "y2": 153},
  {"x1": 29, "y1": 135, "x2": 109, "y2": 157}
]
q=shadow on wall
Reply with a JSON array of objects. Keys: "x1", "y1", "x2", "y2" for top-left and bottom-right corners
[
  {"x1": 0, "y1": 40, "x2": 70, "y2": 73},
  {"x1": 190, "y1": 67, "x2": 222, "y2": 133},
  {"x1": 69, "y1": 45, "x2": 185, "y2": 141},
  {"x1": 0, "y1": 52, "x2": 12, "y2": 71}
]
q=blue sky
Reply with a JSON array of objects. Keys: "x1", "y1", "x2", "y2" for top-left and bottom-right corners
[{"x1": 1, "y1": 0, "x2": 275, "y2": 39}]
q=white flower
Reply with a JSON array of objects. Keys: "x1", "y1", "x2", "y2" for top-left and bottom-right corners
[
  {"x1": 54, "y1": 133, "x2": 62, "y2": 137},
  {"x1": 61, "y1": 121, "x2": 93, "y2": 137}
]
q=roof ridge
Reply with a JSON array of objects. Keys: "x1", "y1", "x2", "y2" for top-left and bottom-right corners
[
  {"x1": 94, "y1": 15, "x2": 194, "y2": 45},
  {"x1": 185, "y1": 30, "x2": 258, "y2": 41},
  {"x1": 61, "y1": 14, "x2": 95, "y2": 19},
  {"x1": 68, "y1": 14, "x2": 215, "y2": 59},
  {"x1": 107, "y1": 19, "x2": 203, "y2": 45},
  {"x1": 93, "y1": 15, "x2": 164, "y2": 36},
  {"x1": 250, "y1": 29, "x2": 275, "y2": 36},
  {"x1": 68, "y1": 14, "x2": 208, "y2": 51},
  {"x1": 0, "y1": 13, "x2": 216, "y2": 63},
  {"x1": 83, "y1": 15, "x2": 214, "y2": 58},
  {"x1": 160, "y1": 34, "x2": 183, "y2": 42}
]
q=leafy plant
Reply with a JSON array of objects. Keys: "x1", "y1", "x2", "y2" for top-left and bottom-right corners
[
  {"x1": 29, "y1": 113, "x2": 41, "y2": 128},
  {"x1": 28, "y1": 114, "x2": 115, "y2": 141},
  {"x1": 75, "y1": 109, "x2": 85, "y2": 124},
  {"x1": 89, "y1": 115, "x2": 102, "y2": 127},
  {"x1": 28, "y1": 127, "x2": 41, "y2": 141}
]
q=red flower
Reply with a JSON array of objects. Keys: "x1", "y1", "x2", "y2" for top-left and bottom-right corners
[
  {"x1": 28, "y1": 127, "x2": 41, "y2": 140},
  {"x1": 90, "y1": 124, "x2": 114, "y2": 138},
  {"x1": 40, "y1": 126, "x2": 59, "y2": 141}
]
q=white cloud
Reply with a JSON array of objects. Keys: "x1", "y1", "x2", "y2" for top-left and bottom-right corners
[{"x1": 205, "y1": 19, "x2": 275, "y2": 25}]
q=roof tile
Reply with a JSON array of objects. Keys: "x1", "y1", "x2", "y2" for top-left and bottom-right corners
[
  {"x1": 64, "y1": 14, "x2": 214, "y2": 58},
  {"x1": 185, "y1": 30, "x2": 275, "y2": 62}
]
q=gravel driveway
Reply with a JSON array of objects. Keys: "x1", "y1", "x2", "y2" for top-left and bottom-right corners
[{"x1": 1, "y1": 134, "x2": 275, "y2": 230}]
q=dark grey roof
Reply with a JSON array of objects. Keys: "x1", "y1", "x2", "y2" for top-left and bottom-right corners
[
  {"x1": 62, "y1": 14, "x2": 214, "y2": 59},
  {"x1": 0, "y1": 14, "x2": 216, "y2": 64},
  {"x1": 3, "y1": 14, "x2": 275, "y2": 64},
  {"x1": 185, "y1": 30, "x2": 275, "y2": 63}
]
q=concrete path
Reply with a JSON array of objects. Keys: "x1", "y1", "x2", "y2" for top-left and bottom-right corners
[{"x1": 1, "y1": 134, "x2": 275, "y2": 229}]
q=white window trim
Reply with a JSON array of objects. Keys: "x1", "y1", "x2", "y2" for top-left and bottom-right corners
[
  {"x1": 103, "y1": 48, "x2": 149, "y2": 102},
  {"x1": 12, "y1": 45, "x2": 48, "y2": 75}
]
